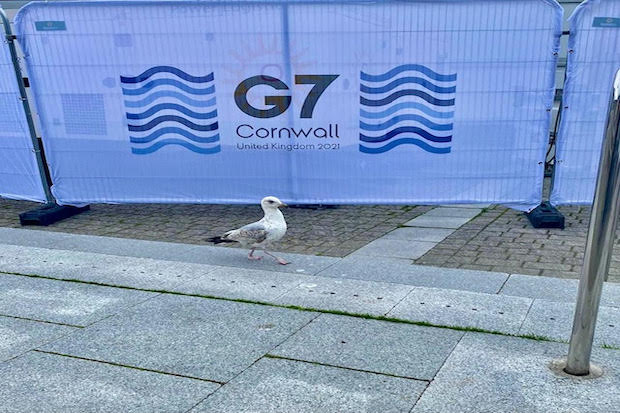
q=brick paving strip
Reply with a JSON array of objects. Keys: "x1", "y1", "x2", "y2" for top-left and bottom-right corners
[
  {"x1": 414, "y1": 205, "x2": 620, "y2": 283},
  {"x1": 0, "y1": 199, "x2": 432, "y2": 257},
  {"x1": 2, "y1": 199, "x2": 619, "y2": 282}
]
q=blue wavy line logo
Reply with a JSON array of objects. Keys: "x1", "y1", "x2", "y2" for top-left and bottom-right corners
[
  {"x1": 121, "y1": 66, "x2": 219, "y2": 155},
  {"x1": 359, "y1": 64, "x2": 456, "y2": 154}
]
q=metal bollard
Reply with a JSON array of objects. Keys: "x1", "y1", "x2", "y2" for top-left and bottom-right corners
[{"x1": 564, "y1": 69, "x2": 620, "y2": 376}]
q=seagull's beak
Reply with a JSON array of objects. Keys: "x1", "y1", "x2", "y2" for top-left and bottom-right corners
[{"x1": 279, "y1": 202, "x2": 288, "y2": 208}]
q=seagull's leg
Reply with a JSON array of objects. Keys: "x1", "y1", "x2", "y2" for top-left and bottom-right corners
[
  {"x1": 248, "y1": 248, "x2": 262, "y2": 261},
  {"x1": 263, "y1": 250, "x2": 289, "y2": 265}
]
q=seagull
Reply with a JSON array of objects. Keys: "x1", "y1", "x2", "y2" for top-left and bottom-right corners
[{"x1": 207, "y1": 196, "x2": 289, "y2": 265}]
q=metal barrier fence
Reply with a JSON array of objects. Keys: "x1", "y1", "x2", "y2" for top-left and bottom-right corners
[
  {"x1": 0, "y1": 6, "x2": 50, "y2": 203},
  {"x1": 10, "y1": 0, "x2": 561, "y2": 207}
]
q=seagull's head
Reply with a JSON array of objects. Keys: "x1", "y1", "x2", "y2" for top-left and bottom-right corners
[{"x1": 261, "y1": 196, "x2": 287, "y2": 210}]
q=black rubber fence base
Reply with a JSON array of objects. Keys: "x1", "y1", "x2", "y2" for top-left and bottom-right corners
[
  {"x1": 288, "y1": 204, "x2": 339, "y2": 210},
  {"x1": 525, "y1": 201, "x2": 565, "y2": 229},
  {"x1": 19, "y1": 203, "x2": 90, "y2": 226}
]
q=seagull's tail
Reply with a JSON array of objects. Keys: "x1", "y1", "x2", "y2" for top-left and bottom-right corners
[{"x1": 206, "y1": 236, "x2": 236, "y2": 244}]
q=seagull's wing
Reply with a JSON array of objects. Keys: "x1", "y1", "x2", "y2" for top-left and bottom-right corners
[{"x1": 224, "y1": 222, "x2": 269, "y2": 245}]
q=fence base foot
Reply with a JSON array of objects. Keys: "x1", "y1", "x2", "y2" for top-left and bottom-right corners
[
  {"x1": 525, "y1": 201, "x2": 565, "y2": 229},
  {"x1": 19, "y1": 203, "x2": 90, "y2": 226}
]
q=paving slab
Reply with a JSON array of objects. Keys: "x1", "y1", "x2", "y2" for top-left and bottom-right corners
[
  {"x1": 191, "y1": 357, "x2": 427, "y2": 413},
  {"x1": 271, "y1": 314, "x2": 463, "y2": 380},
  {"x1": 439, "y1": 203, "x2": 491, "y2": 209},
  {"x1": 186, "y1": 244, "x2": 340, "y2": 275},
  {"x1": 501, "y1": 273, "x2": 620, "y2": 308},
  {"x1": 41, "y1": 294, "x2": 317, "y2": 383},
  {"x1": 519, "y1": 300, "x2": 620, "y2": 347},
  {"x1": 317, "y1": 257, "x2": 508, "y2": 294},
  {"x1": 388, "y1": 287, "x2": 532, "y2": 334},
  {"x1": 411, "y1": 333, "x2": 620, "y2": 413},
  {"x1": 0, "y1": 228, "x2": 340, "y2": 276},
  {"x1": 0, "y1": 228, "x2": 199, "y2": 261},
  {"x1": 0, "y1": 274, "x2": 156, "y2": 326},
  {"x1": 381, "y1": 227, "x2": 455, "y2": 243},
  {"x1": 174, "y1": 267, "x2": 307, "y2": 302},
  {"x1": 273, "y1": 275, "x2": 413, "y2": 316},
  {"x1": 348, "y1": 238, "x2": 436, "y2": 260},
  {"x1": 421, "y1": 207, "x2": 482, "y2": 219},
  {"x1": 0, "y1": 316, "x2": 77, "y2": 362},
  {"x1": 403, "y1": 215, "x2": 473, "y2": 229},
  {"x1": 0, "y1": 244, "x2": 216, "y2": 290},
  {"x1": 0, "y1": 351, "x2": 219, "y2": 413}
]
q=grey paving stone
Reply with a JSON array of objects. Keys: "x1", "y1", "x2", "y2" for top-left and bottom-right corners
[
  {"x1": 174, "y1": 267, "x2": 307, "y2": 302},
  {"x1": 412, "y1": 333, "x2": 620, "y2": 413},
  {"x1": 403, "y1": 216, "x2": 473, "y2": 229},
  {"x1": 273, "y1": 275, "x2": 413, "y2": 316},
  {"x1": 382, "y1": 227, "x2": 455, "y2": 243},
  {"x1": 388, "y1": 287, "x2": 532, "y2": 334},
  {"x1": 0, "y1": 229, "x2": 340, "y2": 276},
  {"x1": 186, "y1": 244, "x2": 340, "y2": 275},
  {"x1": 0, "y1": 351, "x2": 218, "y2": 413},
  {"x1": 272, "y1": 314, "x2": 463, "y2": 380},
  {"x1": 41, "y1": 295, "x2": 317, "y2": 382},
  {"x1": 317, "y1": 257, "x2": 508, "y2": 294},
  {"x1": 0, "y1": 228, "x2": 200, "y2": 261},
  {"x1": 501, "y1": 273, "x2": 620, "y2": 308},
  {"x1": 0, "y1": 274, "x2": 155, "y2": 326},
  {"x1": 0, "y1": 316, "x2": 77, "y2": 362},
  {"x1": 0, "y1": 244, "x2": 216, "y2": 290},
  {"x1": 421, "y1": 207, "x2": 482, "y2": 219},
  {"x1": 349, "y1": 238, "x2": 437, "y2": 260},
  {"x1": 0, "y1": 227, "x2": 74, "y2": 249},
  {"x1": 192, "y1": 357, "x2": 426, "y2": 413},
  {"x1": 519, "y1": 300, "x2": 620, "y2": 347},
  {"x1": 439, "y1": 203, "x2": 491, "y2": 209}
]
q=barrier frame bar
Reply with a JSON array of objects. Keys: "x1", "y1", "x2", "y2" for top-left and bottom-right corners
[
  {"x1": 0, "y1": 7, "x2": 53, "y2": 204},
  {"x1": 565, "y1": 68, "x2": 620, "y2": 376}
]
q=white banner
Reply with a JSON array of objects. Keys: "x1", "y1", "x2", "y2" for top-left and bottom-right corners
[
  {"x1": 15, "y1": 0, "x2": 562, "y2": 208},
  {"x1": 0, "y1": 7, "x2": 46, "y2": 202},
  {"x1": 551, "y1": 0, "x2": 620, "y2": 205}
]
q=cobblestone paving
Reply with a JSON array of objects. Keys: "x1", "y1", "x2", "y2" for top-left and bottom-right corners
[
  {"x1": 0, "y1": 199, "x2": 430, "y2": 257},
  {"x1": 414, "y1": 205, "x2": 620, "y2": 283},
  {"x1": 3, "y1": 199, "x2": 619, "y2": 282}
]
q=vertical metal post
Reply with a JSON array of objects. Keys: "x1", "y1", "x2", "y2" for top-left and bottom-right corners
[
  {"x1": 0, "y1": 8, "x2": 54, "y2": 204},
  {"x1": 564, "y1": 69, "x2": 620, "y2": 376}
]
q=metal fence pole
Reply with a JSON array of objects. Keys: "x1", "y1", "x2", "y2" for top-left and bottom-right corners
[
  {"x1": 564, "y1": 68, "x2": 620, "y2": 376},
  {"x1": 0, "y1": 8, "x2": 54, "y2": 204}
]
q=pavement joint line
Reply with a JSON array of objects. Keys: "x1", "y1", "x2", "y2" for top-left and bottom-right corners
[
  {"x1": 32, "y1": 350, "x2": 226, "y2": 385},
  {"x1": 181, "y1": 313, "x2": 323, "y2": 412},
  {"x1": 407, "y1": 333, "x2": 467, "y2": 413},
  {"x1": 496, "y1": 273, "x2": 512, "y2": 295},
  {"x1": 517, "y1": 299, "x2": 537, "y2": 335},
  {"x1": 263, "y1": 353, "x2": 431, "y2": 383},
  {"x1": 383, "y1": 285, "x2": 418, "y2": 316},
  {"x1": 0, "y1": 270, "x2": 599, "y2": 348},
  {"x1": 0, "y1": 313, "x2": 84, "y2": 329}
]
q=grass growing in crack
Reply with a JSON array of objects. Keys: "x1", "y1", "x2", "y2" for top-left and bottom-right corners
[
  {"x1": 0, "y1": 270, "x2": 615, "y2": 349},
  {"x1": 602, "y1": 343, "x2": 620, "y2": 350},
  {"x1": 519, "y1": 333, "x2": 555, "y2": 342}
]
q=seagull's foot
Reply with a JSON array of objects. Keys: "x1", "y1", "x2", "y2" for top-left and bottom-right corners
[
  {"x1": 248, "y1": 255, "x2": 263, "y2": 261},
  {"x1": 276, "y1": 258, "x2": 290, "y2": 265}
]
